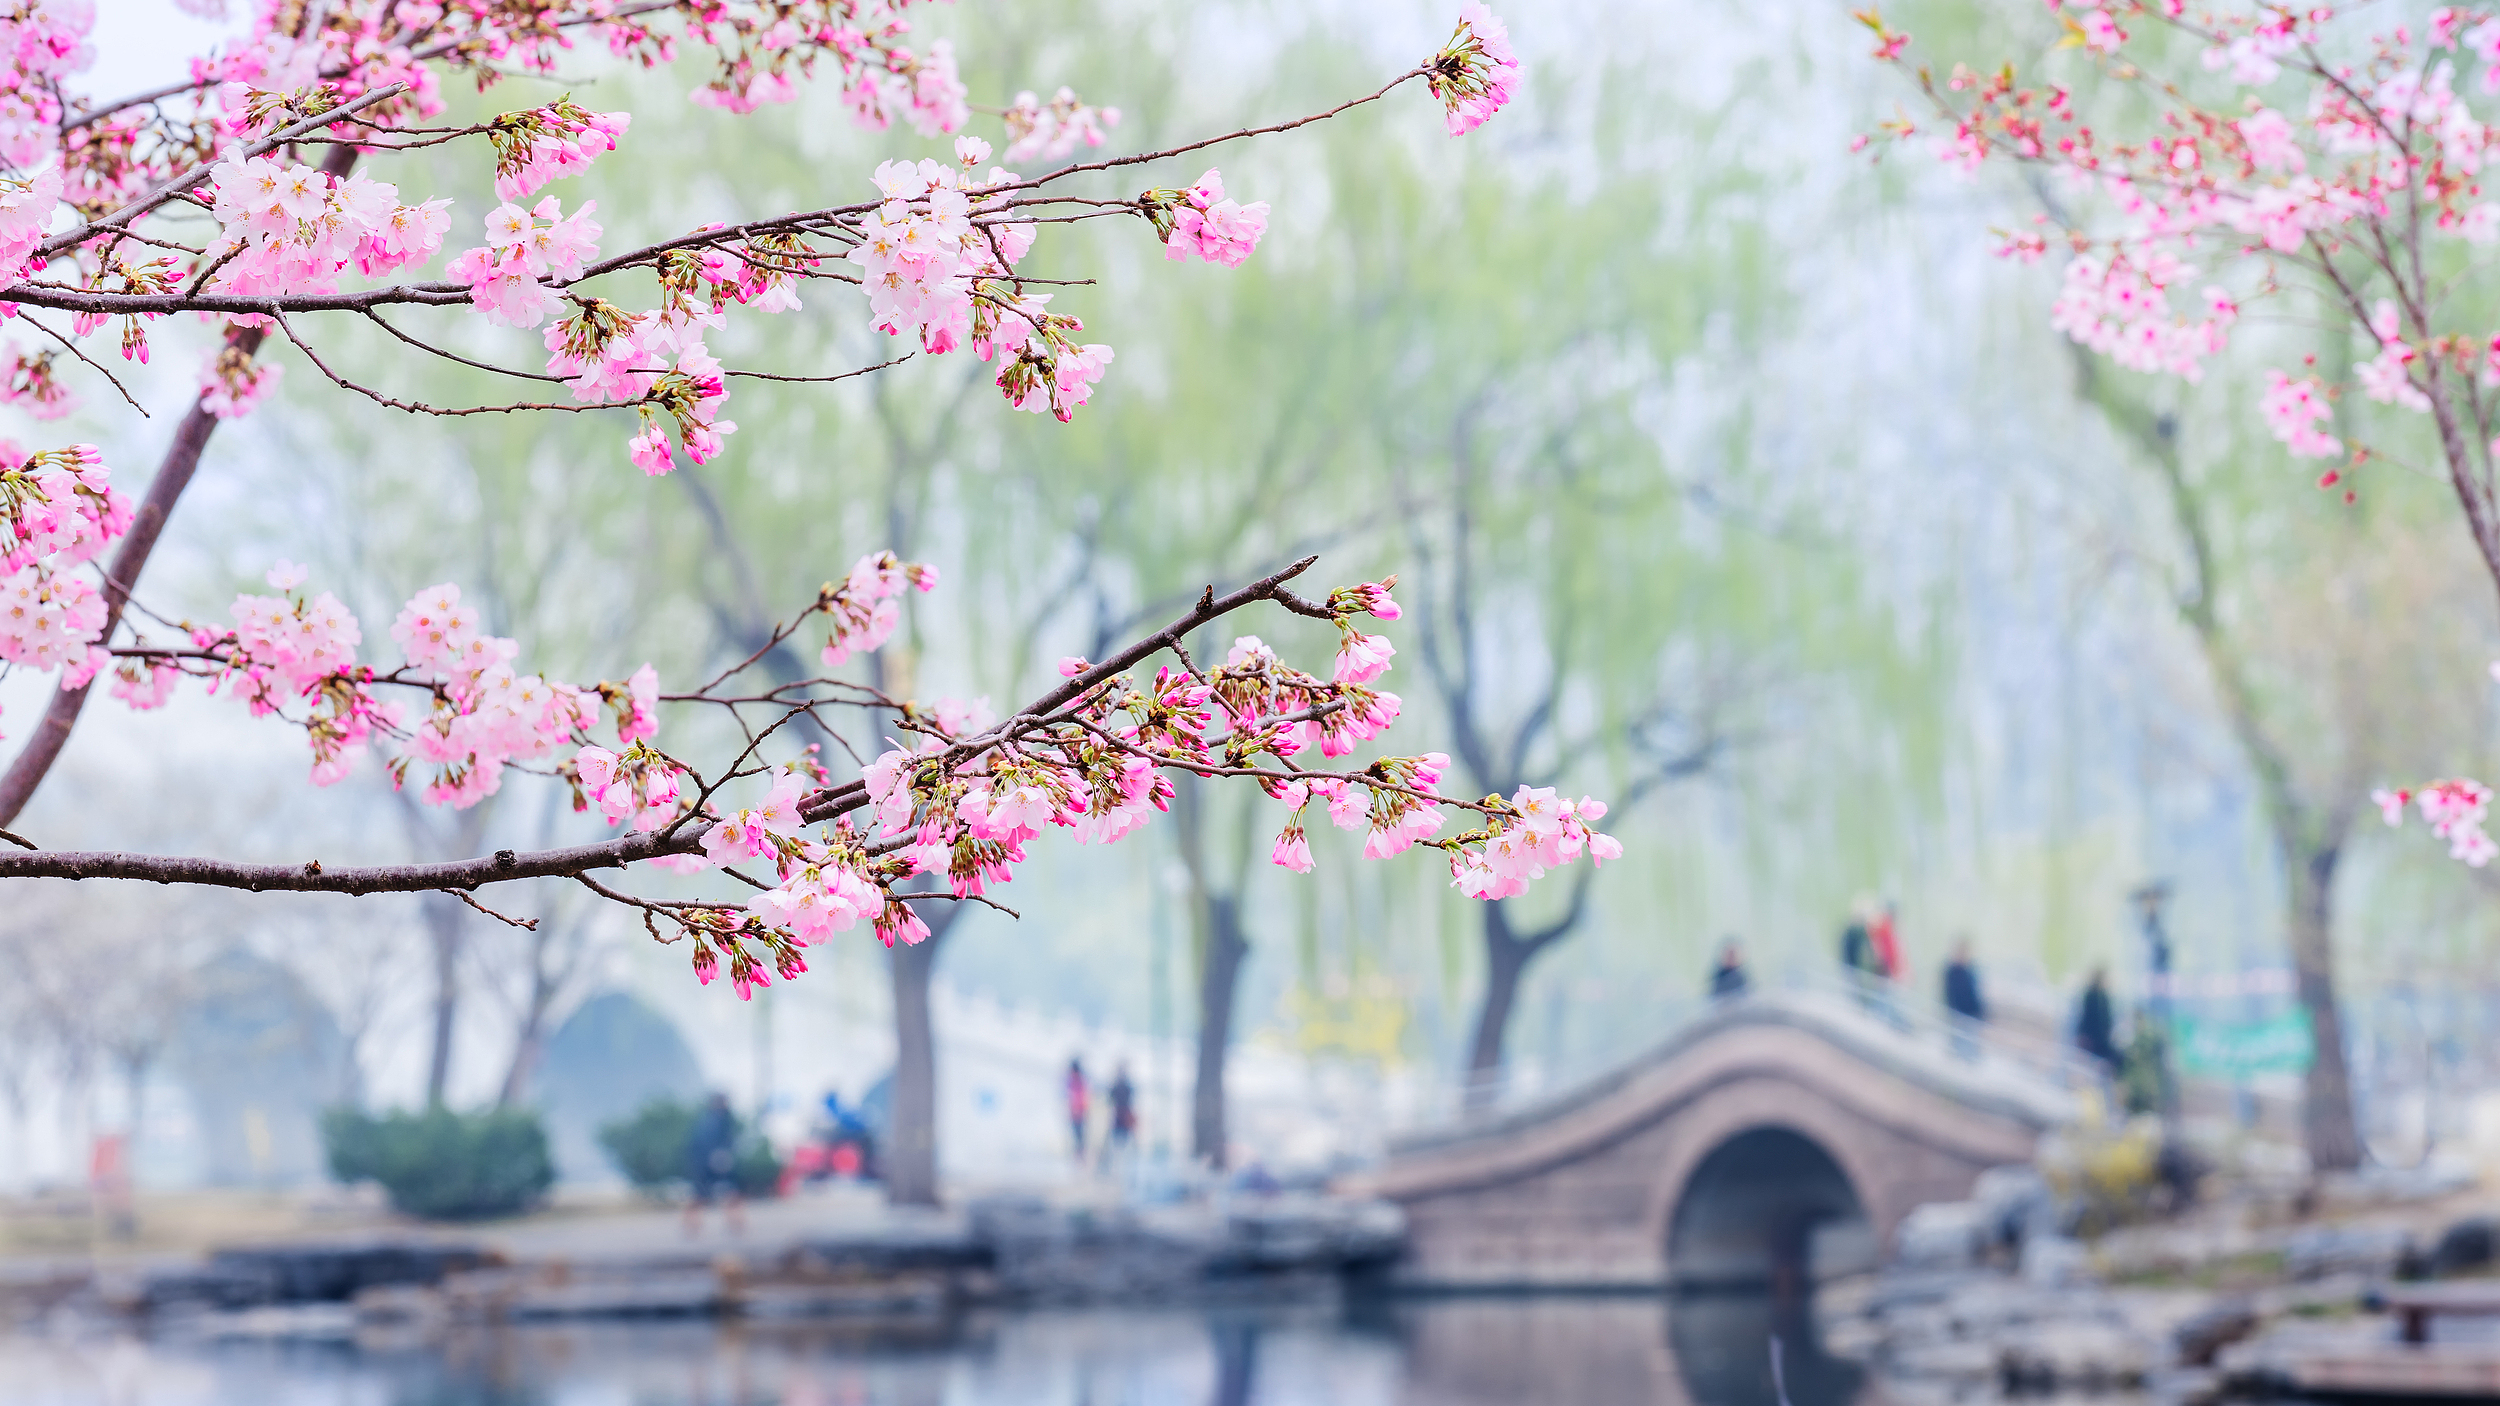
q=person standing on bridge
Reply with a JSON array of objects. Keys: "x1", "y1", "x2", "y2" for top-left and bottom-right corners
[
  {"x1": 1107, "y1": 1061, "x2": 1138, "y2": 1158},
  {"x1": 1943, "y1": 939, "x2": 1985, "y2": 1060},
  {"x1": 1710, "y1": 939, "x2": 1750, "y2": 999},
  {"x1": 2074, "y1": 967, "x2": 2122, "y2": 1075},
  {"x1": 1064, "y1": 1056, "x2": 1091, "y2": 1164},
  {"x1": 1870, "y1": 900, "x2": 1905, "y2": 983},
  {"x1": 1839, "y1": 902, "x2": 1879, "y2": 1007}
]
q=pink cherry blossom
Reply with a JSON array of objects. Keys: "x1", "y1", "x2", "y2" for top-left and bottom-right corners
[
  {"x1": 1334, "y1": 628, "x2": 1396, "y2": 683},
  {"x1": 1432, "y1": 5, "x2": 1520, "y2": 137}
]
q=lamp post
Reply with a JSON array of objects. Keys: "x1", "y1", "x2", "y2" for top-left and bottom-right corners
[{"x1": 2128, "y1": 880, "x2": 2178, "y2": 1127}]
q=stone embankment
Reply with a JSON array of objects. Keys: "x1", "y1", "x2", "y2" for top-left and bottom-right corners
[
  {"x1": 1818, "y1": 1162, "x2": 2500, "y2": 1403},
  {"x1": 1, "y1": 1195, "x2": 1403, "y2": 1344}
]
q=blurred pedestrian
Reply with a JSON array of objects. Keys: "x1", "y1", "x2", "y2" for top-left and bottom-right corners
[
  {"x1": 1108, "y1": 1062, "x2": 1137, "y2": 1154},
  {"x1": 1064, "y1": 1056, "x2": 1090, "y2": 1161},
  {"x1": 1839, "y1": 903, "x2": 1876, "y2": 999},
  {"x1": 682, "y1": 1092, "x2": 745, "y2": 1237},
  {"x1": 1942, "y1": 939, "x2": 1985, "y2": 1059},
  {"x1": 1870, "y1": 900, "x2": 1905, "y2": 982},
  {"x1": 2074, "y1": 967, "x2": 2121, "y2": 1071},
  {"x1": 1709, "y1": 939, "x2": 1750, "y2": 1000}
]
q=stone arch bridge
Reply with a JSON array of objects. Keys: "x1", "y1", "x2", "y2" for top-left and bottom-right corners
[{"x1": 1344, "y1": 989, "x2": 2077, "y2": 1289}]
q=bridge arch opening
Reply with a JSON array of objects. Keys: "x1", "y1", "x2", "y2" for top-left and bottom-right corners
[{"x1": 1666, "y1": 1124, "x2": 1878, "y2": 1290}]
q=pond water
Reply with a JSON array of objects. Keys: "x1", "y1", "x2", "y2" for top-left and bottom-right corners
[{"x1": 2, "y1": 1293, "x2": 1875, "y2": 1406}]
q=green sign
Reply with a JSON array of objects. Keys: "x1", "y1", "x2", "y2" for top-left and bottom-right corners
[{"x1": 2173, "y1": 1009, "x2": 2315, "y2": 1078}]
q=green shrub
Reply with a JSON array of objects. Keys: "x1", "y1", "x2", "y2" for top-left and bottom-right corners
[
  {"x1": 322, "y1": 1106, "x2": 555, "y2": 1221},
  {"x1": 598, "y1": 1096, "x2": 783, "y2": 1199},
  {"x1": 598, "y1": 1096, "x2": 696, "y2": 1193}
]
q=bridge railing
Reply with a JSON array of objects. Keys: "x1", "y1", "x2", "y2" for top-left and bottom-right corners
[
  {"x1": 1409, "y1": 963, "x2": 2106, "y2": 1133},
  {"x1": 1766, "y1": 964, "x2": 2111, "y2": 1094}
]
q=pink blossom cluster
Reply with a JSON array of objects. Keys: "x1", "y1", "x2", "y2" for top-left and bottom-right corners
[
  {"x1": 573, "y1": 741, "x2": 685, "y2": 833},
  {"x1": 1865, "y1": 4, "x2": 2500, "y2": 484},
  {"x1": 1267, "y1": 753, "x2": 1452, "y2": 874},
  {"x1": 2259, "y1": 370, "x2": 2341, "y2": 459},
  {"x1": 538, "y1": 298, "x2": 738, "y2": 474},
  {"x1": 228, "y1": 569, "x2": 363, "y2": 694},
  {"x1": 1217, "y1": 634, "x2": 1404, "y2": 760},
  {"x1": 0, "y1": 348, "x2": 76, "y2": 420},
  {"x1": 200, "y1": 342, "x2": 284, "y2": 420},
  {"x1": 446, "y1": 197, "x2": 603, "y2": 329},
  {"x1": 0, "y1": 0, "x2": 90, "y2": 169},
  {"x1": 2201, "y1": 10, "x2": 2308, "y2": 85},
  {"x1": 137, "y1": 566, "x2": 659, "y2": 797},
  {"x1": 1156, "y1": 170, "x2": 1270, "y2": 269},
  {"x1": 820, "y1": 550, "x2": 940, "y2": 667},
  {"x1": 386, "y1": 581, "x2": 630, "y2": 806},
  {"x1": 489, "y1": 100, "x2": 632, "y2": 202},
  {"x1": 2375, "y1": 779, "x2": 2499, "y2": 866},
  {"x1": 847, "y1": 154, "x2": 1034, "y2": 353},
  {"x1": 203, "y1": 155, "x2": 449, "y2": 298},
  {"x1": 0, "y1": 442, "x2": 125, "y2": 696},
  {"x1": 817, "y1": 576, "x2": 1494, "y2": 945},
  {"x1": 834, "y1": 151, "x2": 1118, "y2": 420},
  {"x1": 690, "y1": 7, "x2": 966, "y2": 138},
  {"x1": 2357, "y1": 299, "x2": 2433, "y2": 412},
  {"x1": 2045, "y1": 252, "x2": 2234, "y2": 382},
  {"x1": 0, "y1": 441, "x2": 127, "y2": 573},
  {"x1": 1451, "y1": 788, "x2": 1624, "y2": 898},
  {"x1": 0, "y1": 163, "x2": 61, "y2": 289},
  {"x1": 0, "y1": 562, "x2": 102, "y2": 676},
  {"x1": 999, "y1": 86, "x2": 1121, "y2": 164},
  {"x1": 1430, "y1": 3, "x2": 1520, "y2": 137},
  {"x1": 204, "y1": 563, "x2": 392, "y2": 786}
]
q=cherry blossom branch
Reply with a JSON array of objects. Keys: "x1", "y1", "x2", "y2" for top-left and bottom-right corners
[
  {"x1": 0, "y1": 556, "x2": 1329, "y2": 892},
  {"x1": 38, "y1": 84, "x2": 411, "y2": 260},
  {"x1": 7, "y1": 73, "x2": 1434, "y2": 324},
  {"x1": 55, "y1": 0, "x2": 678, "y2": 134}
]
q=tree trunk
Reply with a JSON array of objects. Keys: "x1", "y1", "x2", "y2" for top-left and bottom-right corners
[
  {"x1": 2287, "y1": 846, "x2": 2362, "y2": 1171},
  {"x1": 1191, "y1": 893, "x2": 1249, "y2": 1169},
  {"x1": 883, "y1": 900, "x2": 965, "y2": 1208},
  {"x1": 421, "y1": 892, "x2": 464, "y2": 1107},
  {"x1": 495, "y1": 989, "x2": 551, "y2": 1110},
  {"x1": 1464, "y1": 905, "x2": 1533, "y2": 1114},
  {"x1": 120, "y1": 1052, "x2": 149, "y2": 1163}
]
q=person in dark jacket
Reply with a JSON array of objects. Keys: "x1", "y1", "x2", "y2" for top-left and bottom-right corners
[
  {"x1": 1943, "y1": 941, "x2": 1985, "y2": 1021},
  {"x1": 682, "y1": 1092, "x2": 745, "y2": 1237},
  {"x1": 1839, "y1": 915, "x2": 1873, "y2": 977},
  {"x1": 2074, "y1": 967, "x2": 2121, "y2": 1071},
  {"x1": 1942, "y1": 940, "x2": 1985, "y2": 1059},
  {"x1": 1709, "y1": 939, "x2": 1750, "y2": 1000},
  {"x1": 1108, "y1": 1062, "x2": 1138, "y2": 1153}
]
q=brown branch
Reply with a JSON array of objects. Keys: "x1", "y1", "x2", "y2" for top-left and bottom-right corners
[
  {"x1": 16, "y1": 312, "x2": 148, "y2": 416},
  {"x1": 0, "y1": 830, "x2": 691, "y2": 893},
  {"x1": 454, "y1": 887, "x2": 540, "y2": 930}
]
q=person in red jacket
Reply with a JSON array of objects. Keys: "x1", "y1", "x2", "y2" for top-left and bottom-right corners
[
  {"x1": 1064, "y1": 1056, "x2": 1090, "y2": 1162},
  {"x1": 1869, "y1": 900, "x2": 1905, "y2": 983}
]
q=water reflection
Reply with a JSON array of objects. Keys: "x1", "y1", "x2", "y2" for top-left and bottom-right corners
[{"x1": 2, "y1": 1292, "x2": 1866, "y2": 1406}]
